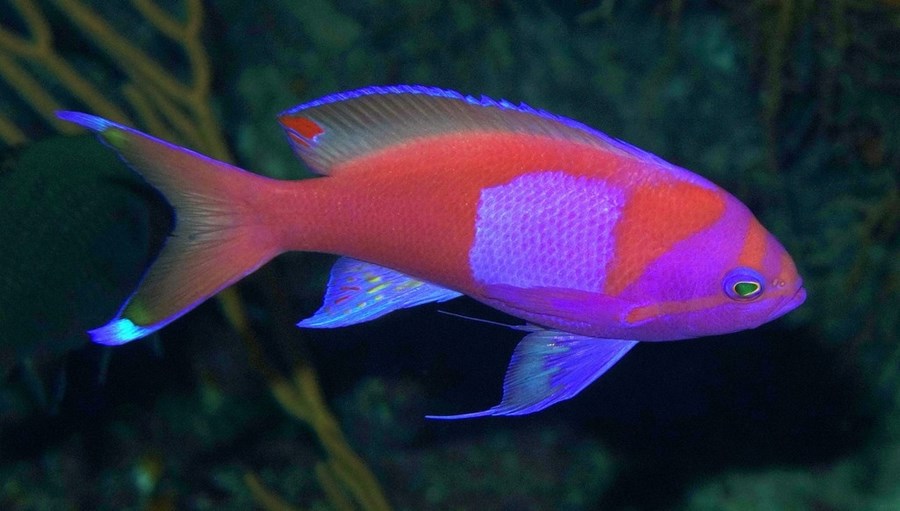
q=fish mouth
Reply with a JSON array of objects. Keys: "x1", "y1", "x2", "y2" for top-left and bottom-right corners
[{"x1": 772, "y1": 284, "x2": 806, "y2": 320}]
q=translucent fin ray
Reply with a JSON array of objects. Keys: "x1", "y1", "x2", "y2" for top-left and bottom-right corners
[
  {"x1": 278, "y1": 85, "x2": 670, "y2": 175},
  {"x1": 58, "y1": 112, "x2": 280, "y2": 345},
  {"x1": 428, "y1": 332, "x2": 637, "y2": 419},
  {"x1": 298, "y1": 257, "x2": 462, "y2": 328}
]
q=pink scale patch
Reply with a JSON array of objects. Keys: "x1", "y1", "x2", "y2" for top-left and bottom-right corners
[{"x1": 470, "y1": 171, "x2": 624, "y2": 292}]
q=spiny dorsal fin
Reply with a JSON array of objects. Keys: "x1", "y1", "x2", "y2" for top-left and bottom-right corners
[{"x1": 278, "y1": 85, "x2": 669, "y2": 175}]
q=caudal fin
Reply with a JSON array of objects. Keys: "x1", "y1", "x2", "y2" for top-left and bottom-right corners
[{"x1": 58, "y1": 112, "x2": 282, "y2": 345}]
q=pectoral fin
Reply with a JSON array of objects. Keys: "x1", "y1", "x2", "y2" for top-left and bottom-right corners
[
  {"x1": 427, "y1": 331, "x2": 637, "y2": 419},
  {"x1": 298, "y1": 257, "x2": 462, "y2": 328}
]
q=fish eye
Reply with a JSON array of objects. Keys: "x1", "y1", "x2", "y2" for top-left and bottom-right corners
[{"x1": 723, "y1": 268, "x2": 765, "y2": 301}]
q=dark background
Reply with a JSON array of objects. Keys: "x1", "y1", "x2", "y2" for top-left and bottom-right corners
[{"x1": 1, "y1": 1, "x2": 897, "y2": 509}]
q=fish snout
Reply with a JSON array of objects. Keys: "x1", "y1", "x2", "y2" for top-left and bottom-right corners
[{"x1": 772, "y1": 283, "x2": 806, "y2": 320}]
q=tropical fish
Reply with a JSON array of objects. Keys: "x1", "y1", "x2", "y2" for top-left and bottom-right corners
[{"x1": 57, "y1": 85, "x2": 806, "y2": 419}]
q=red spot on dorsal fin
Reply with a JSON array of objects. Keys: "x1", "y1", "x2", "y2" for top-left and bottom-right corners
[{"x1": 279, "y1": 116, "x2": 324, "y2": 148}]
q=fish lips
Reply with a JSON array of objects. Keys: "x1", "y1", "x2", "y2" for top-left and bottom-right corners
[{"x1": 771, "y1": 283, "x2": 807, "y2": 321}]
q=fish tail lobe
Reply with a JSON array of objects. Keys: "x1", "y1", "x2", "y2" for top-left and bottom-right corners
[{"x1": 58, "y1": 112, "x2": 283, "y2": 345}]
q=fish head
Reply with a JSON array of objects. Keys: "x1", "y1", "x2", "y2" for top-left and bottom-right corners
[
  {"x1": 622, "y1": 190, "x2": 806, "y2": 340},
  {"x1": 708, "y1": 230, "x2": 806, "y2": 331}
]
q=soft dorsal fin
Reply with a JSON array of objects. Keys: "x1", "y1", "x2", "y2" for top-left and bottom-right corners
[{"x1": 277, "y1": 85, "x2": 666, "y2": 175}]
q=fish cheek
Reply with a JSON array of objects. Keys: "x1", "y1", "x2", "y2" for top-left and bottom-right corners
[
  {"x1": 622, "y1": 294, "x2": 735, "y2": 334},
  {"x1": 479, "y1": 283, "x2": 636, "y2": 334},
  {"x1": 623, "y1": 302, "x2": 661, "y2": 326}
]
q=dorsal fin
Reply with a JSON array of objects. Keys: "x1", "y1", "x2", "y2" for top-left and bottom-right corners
[{"x1": 277, "y1": 85, "x2": 669, "y2": 175}]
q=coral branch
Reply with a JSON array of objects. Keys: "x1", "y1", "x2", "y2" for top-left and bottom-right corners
[
  {"x1": 0, "y1": 52, "x2": 73, "y2": 132},
  {"x1": 0, "y1": 114, "x2": 26, "y2": 146},
  {"x1": 0, "y1": 0, "x2": 131, "y2": 126},
  {"x1": 315, "y1": 462, "x2": 356, "y2": 511},
  {"x1": 243, "y1": 472, "x2": 303, "y2": 511},
  {"x1": 53, "y1": 0, "x2": 193, "y2": 101},
  {"x1": 266, "y1": 364, "x2": 392, "y2": 511}
]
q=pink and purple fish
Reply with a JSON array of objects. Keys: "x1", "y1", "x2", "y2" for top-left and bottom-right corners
[{"x1": 58, "y1": 85, "x2": 806, "y2": 419}]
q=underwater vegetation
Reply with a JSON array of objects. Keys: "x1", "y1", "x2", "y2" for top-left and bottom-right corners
[{"x1": 1, "y1": 0, "x2": 898, "y2": 510}]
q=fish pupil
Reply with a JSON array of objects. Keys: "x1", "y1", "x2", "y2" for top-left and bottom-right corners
[{"x1": 733, "y1": 281, "x2": 761, "y2": 298}]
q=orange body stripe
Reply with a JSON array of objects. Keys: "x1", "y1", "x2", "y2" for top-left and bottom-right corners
[
  {"x1": 605, "y1": 181, "x2": 725, "y2": 296},
  {"x1": 625, "y1": 294, "x2": 725, "y2": 324},
  {"x1": 738, "y1": 217, "x2": 767, "y2": 268},
  {"x1": 270, "y1": 132, "x2": 633, "y2": 294}
]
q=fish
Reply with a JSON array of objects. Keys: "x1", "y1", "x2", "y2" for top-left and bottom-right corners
[{"x1": 57, "y1": 85, "x2": 806, "y2": 419}]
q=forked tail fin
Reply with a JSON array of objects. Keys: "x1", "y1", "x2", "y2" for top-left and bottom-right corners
[{"x1": 58, "y1": 112, "x2": 282, "y2": 345}]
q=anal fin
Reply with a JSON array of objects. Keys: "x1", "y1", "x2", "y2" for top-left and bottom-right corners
[{"x1": 427, "y1": 331, "x2": 637, "y2": 419}]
